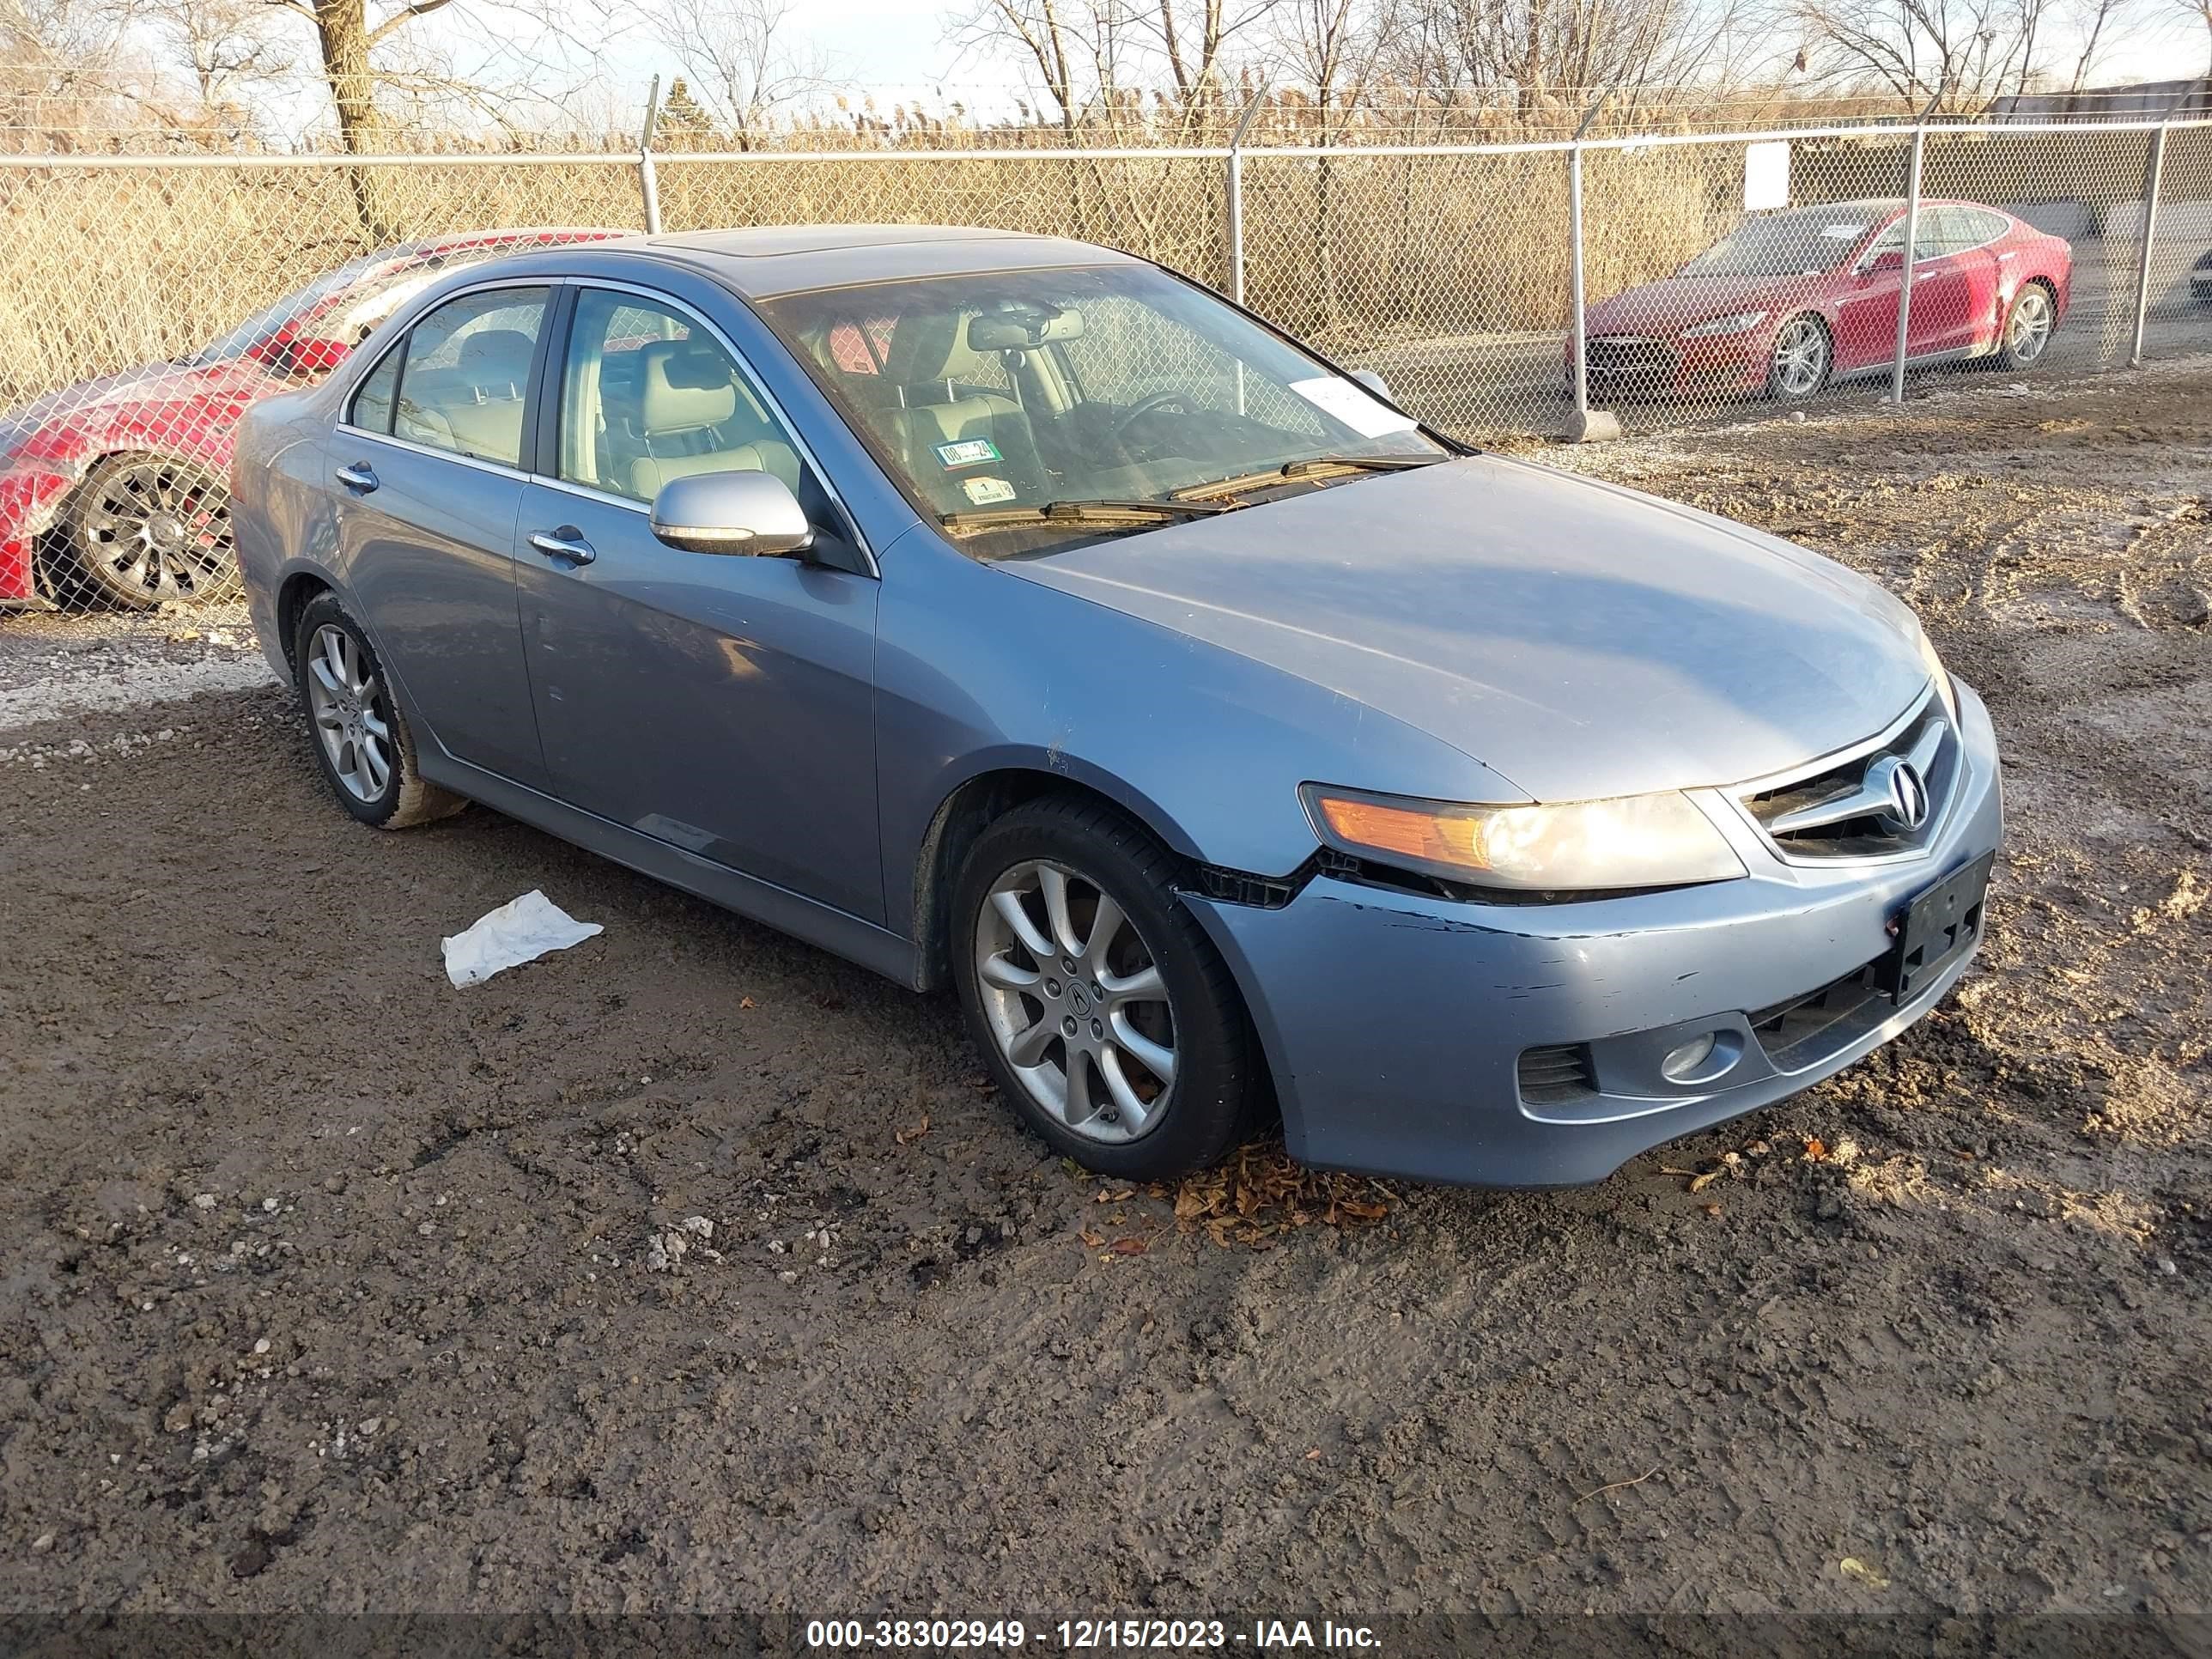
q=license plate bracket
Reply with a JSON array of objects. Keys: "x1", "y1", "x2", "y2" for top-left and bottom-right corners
[{"x1": 1880, "y1": 851, "x2": 1995, "y2": 1002}]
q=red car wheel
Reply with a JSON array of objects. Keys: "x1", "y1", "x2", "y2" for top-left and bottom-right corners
[{"x1": 63, "y1": 454, "x2": 239, "y2": 610}]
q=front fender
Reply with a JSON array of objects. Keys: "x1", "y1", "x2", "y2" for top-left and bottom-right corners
[{"x1": 873, "y1": 527, "x2": 1523, "y2": 936}]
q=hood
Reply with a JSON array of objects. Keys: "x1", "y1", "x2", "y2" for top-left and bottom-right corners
[
  {"x1": 4, "y1": 356, "x2": 273, "y2": 432},
  {"x1": 1584, "y1": 271, "x2": 1827, "y2": 337},
  {"x1": 1001, "y1": 457, "x2": 1929, "y2": 803}
]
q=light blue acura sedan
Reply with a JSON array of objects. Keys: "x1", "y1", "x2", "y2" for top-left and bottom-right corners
[{"x1": 231, "y1": 225, "x2": 2002, "y2": 1187}]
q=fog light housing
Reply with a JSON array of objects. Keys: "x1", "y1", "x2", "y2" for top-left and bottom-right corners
[{"x1": 1661, "y1": 1030, "x2": 1743, "y2": 1085}]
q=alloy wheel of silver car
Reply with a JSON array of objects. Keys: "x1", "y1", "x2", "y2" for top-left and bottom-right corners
[
  {"x1": 70, "y1": 456, "x2": 235, "y2": 608},
  {"x1": 305, "y1": 622, "x2": 394, "y2": 805},
  {"x1": 1769, "y1": 315, "x2": 1830, "y2": 400},
  {"x1": 972, "y1": 858, "x2": 1179, "y2": 1146},
  {"x1": 2002, "y1": 284, "x2": 2053, "y2": 367}
]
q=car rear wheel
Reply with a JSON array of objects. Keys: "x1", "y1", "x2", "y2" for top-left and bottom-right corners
[
  {"x1": 1996, "y1": 283, "x2": 2055, "y2": 370},
  {"x1": 63, "y1": 454, "x2": 238, "y2": 610},
  {"x1": 952, "y1": 796, "x2": 1260, "y2": 1179},
  {"x1": 293, "y1": 592, "x2": 465, "y2": 830},
  {"x1": 1766, "y1": 314, "x2": 1831, "y2": 402}
]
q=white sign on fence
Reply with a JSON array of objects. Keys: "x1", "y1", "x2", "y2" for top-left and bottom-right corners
[{"x1": 1744, "y1": 141, "x2": 1791, "y2": 211}]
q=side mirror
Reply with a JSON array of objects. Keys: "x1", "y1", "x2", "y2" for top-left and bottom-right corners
[
  {"x1": 1350, "y1": 368, "x2": 1395, "y2": 403},
  {"x1": 1863, "y1": 249, "x2": 1905, "y2": 276},
  {"x1": 650, "y1": 470, "x2": 815, "y2": 557}
]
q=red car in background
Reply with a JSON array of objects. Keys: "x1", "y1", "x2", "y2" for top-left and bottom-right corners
[
  {"x1": 1573, "y1": 198, "x2": 2072, "y2": 404},
  {"x1": 0, "y1": 228, "x2": 617, "y2": 610}
]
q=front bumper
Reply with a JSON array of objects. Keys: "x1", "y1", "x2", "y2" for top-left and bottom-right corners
[
  {"x1": 0, "y1": 465, "x2": 77, "y2": 605},
  {"x1": 1568, "y1": 331, "x2": 1771, "y2": 401},
  {"x1": 1185, "y1": 682, "x2": 2003, "y2": 1188}
]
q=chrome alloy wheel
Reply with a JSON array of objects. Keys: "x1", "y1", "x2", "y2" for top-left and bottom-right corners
[
  {"x1": 2005, "y1": 285, "x2": 2053, "y2": 364},
  {"x1": 304, "y1": 623, "x2": 392, "y2": 804},
  {"x1": 973, "y1": 859, "x2": 1178, "y2": 1145},
  {"x1": 1770, "y1": 315, "x2": 1829, "y2": 398}
]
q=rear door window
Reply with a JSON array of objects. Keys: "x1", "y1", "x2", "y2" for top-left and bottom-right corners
[{"x1": 390, "y1": 287, "x2": 549, "y2": 468}]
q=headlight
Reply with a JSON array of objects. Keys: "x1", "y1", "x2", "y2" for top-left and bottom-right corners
[
  {"x1": 1679, "y1": 311, "x2": 1768, "y2": 337},
  {"x1": 1914, "y1": 626, "x2": 1960, "y2": 723},
  {"x1": 1300, "y1": 784, "x2": 1746, "y2": 895}
]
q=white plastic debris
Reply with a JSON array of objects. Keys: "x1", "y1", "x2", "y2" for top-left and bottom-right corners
[{"x1": 441, "y1": 890, "x2": 603, "y2": 988}]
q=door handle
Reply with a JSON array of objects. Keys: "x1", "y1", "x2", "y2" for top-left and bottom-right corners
[
  {"x1": 529, "y1": 528, "x2": 597, "y2": 565},
  {"x1": 335, "y1": 461, "x2": 379, "y2": 493}
]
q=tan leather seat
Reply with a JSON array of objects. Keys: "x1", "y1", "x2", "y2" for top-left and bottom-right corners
[
  {"x1": 881, "y1": 311, "x2": 1042, "y2": 483},
  {"x1": 396, "y1": 327, "x2": 535, "y2": 464},
  {"x1": 625, "y1": 340, "x2": 799, "y2": 501}
]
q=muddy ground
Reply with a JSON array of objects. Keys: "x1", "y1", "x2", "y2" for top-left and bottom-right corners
[{"x1": 1, "y1": 362, "x2": 2208, "y2": 1631}]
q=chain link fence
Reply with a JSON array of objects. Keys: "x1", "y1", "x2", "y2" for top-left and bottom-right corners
[{"x1": 2, "y1": 117, "x2": 2208, "y2": 615}]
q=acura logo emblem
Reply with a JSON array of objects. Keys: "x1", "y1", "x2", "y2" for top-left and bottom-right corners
[{"x1": 1868, "y1": 755, "x2": 1931, "y2": 832}]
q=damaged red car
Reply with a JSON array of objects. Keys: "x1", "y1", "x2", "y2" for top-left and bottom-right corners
[{"x1": 0, "y1": 228, "x2": 616, "y2": 610}]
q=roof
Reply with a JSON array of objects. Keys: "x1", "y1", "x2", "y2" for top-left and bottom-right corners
[{"x1": 634, "y1": 224, "x2": 1139, "y2": 298}]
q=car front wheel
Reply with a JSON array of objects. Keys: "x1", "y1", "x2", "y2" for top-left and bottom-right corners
[
  {"x1": 1766, "y1": 314, "x2": 1831, "y2": 402},
  {"x1": 953, "y1": 796, "x2": 1261, "y2": 1179},
  {"x1": 293, "y1": 592, "x2": 465, "y2": 830},
  {"x1": 63, "y1": 453, "x2": 238, "y2": 609}
]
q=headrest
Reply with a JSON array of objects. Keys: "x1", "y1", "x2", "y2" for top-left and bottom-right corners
[
  {"x1": 457, "y1": 328, "x2": 535, "y2": 387},
  {"x1": 638, "y1": 340, "x2": 737, "y2": 434},
  {"x1": 883, "y1": 310, "x2": 996, "y2": 387}
]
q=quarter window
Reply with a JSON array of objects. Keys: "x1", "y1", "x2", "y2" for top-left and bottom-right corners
[{"x1": 389, "y1": 286, "x2": 548, "y2": 468}]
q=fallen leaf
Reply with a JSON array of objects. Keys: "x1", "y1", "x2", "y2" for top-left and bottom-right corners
[
  {"x1": 1839, "y1": 1557, "x2": 1889, "y2": 1589},
  {"x1": 1108, "y1": 1237, "x2": 1147, "y2": 1255},
  {"x1": 1802, "y1": 1136, "x2": 1829, "y2": 1162},
  {"x1": 1702, "y1": 1203, "x2": 1723, "y2": 1218},
  {"x1": 1095, "y1": 1187, "x2": 1134, "y2": 1204},
  {"x1": 895, "y1": 1115, "x2": 931, "y2": 1146},
  {"x1": 1304, "y1": 1448, "x2": 1322, "y2": 1460},
  {"x1": 1687, "y1": 1170, "x2": 1721, "y2": 1194},
  {"x1": 1079, "y1": 1231, "x2": 1104, "y2": 1249},
  {"x1": 738, "y1": 996, "x2": 757, "y2": 1010}
]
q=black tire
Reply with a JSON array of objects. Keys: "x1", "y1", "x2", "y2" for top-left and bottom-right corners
[
  {"x1": 951, "y1": 795, "x2": 1261, "y2": 1179},
  {"x1": 292, "y1": 592, "x2": 465, "y2": 830},
  {"x1": 62, "y1": 453, "x2": 238, "y2": 610},
  {"x1": 1765, "y1": 313, "x2": 1832, "y2": 403}
]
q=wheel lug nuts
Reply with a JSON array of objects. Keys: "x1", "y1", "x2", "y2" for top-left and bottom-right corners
[
  {"x1": 1061, "y1": 1015, "x2": 1078, "y2": 1036},
  {"x1": 1091, "y1": 1018, "x2": 1104, "y2": 1040},
  {"x1": 1044, "y1": 977, "x2": 1061, "y2": 997},
  {"x1": 1063, "y1": 958, "x2": 1078, "y2": 975}
]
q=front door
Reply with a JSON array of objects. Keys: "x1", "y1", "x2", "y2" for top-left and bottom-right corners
[
  {"x1": 333, "y1": 283, "x2": 550, "y2": 789},
  {"x1": 515, "y1": 285, "x2": 884, "y2": 924}
]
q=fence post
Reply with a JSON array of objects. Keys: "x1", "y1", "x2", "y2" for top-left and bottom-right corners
[
  {"x1": 1889, "y1": 85, "x2": 1946, "y2": 404},
  {"x1": 638, "y1": 76, "x2": 664, "y2": 235},
  {"x1": 2129, "y1": 122, "x2": 2171, "y2": 368},
  {"x1": 1224, "y1": 83, "x2": 1267, "y2": 307},
  {"x1": 1565, "y1": 94, "x2": 1617, "y2": 442}
]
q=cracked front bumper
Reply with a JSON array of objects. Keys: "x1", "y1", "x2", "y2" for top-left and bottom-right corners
[{"x1": 1184, "y1": 682, "x2": 2003, "y2": 1188}]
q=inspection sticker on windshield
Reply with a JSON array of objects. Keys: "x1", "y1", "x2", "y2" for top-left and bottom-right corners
[
  {"x1": 1288, "y1": 376, "x2": 1419, "y2": 438},
  {"x1": 962, "y1": 476, "x2": 1017, "y2": 506},
  {"x1": 934, "y1": 438, "x2": 1000, "y2": 468},
  {"x1": 1823, "y1": 223, "x2": 1869, "y2": 238}
]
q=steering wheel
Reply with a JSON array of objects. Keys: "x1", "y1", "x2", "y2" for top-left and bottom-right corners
[{"x1": 1108, "y1": 388, "x2": 1197, "y2": 447}]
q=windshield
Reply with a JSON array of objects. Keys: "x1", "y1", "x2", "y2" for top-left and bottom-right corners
[
  {"x1": 190, "y1": 252, "x2": 397, "y2": 364},
  {"x1": 759, "y1": 263, "x2": 1446, "y2": 551},
  {"x1": 1680, "y1": 208, "x2": 1887, "y2": 278}
]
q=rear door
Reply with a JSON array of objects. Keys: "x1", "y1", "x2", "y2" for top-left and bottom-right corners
[
  {"x1": 332, "y1": 283, "x2": 551, "y2": 790},
  {"x1": 514, "y1": 283, "x2": 884, "y2": 923},
  {"x1": 1905, "y1": 208, "x2": 1982, "y2": 357}
]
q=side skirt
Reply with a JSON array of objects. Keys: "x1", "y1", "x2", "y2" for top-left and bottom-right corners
[{"x1": 419, "y1": 750, "x2": 926, "y2": 991}]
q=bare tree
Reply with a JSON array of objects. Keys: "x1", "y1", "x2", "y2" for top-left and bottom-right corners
[
  {"x1": 627, "y1": 0, "x2": 830, "y2": 149},
  {"x1": 131, "y1": 0, "x2": 291, "y2": 114},
  {"x1": 1785, "y1": 0, "x2": 2060, "y2": 106}
]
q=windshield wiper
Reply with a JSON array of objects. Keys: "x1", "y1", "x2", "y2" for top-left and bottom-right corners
[
  {"x1": 1172, "y1": 453, "x2": 1445, "y2": 502},
  {"x1": 939, "y1": 498, "x2": 1236, "y2": 533}
]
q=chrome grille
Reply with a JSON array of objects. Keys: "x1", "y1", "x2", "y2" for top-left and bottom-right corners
[{"x1": 1739, "y1": 693, "x2": 1958, "y2": 862}]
